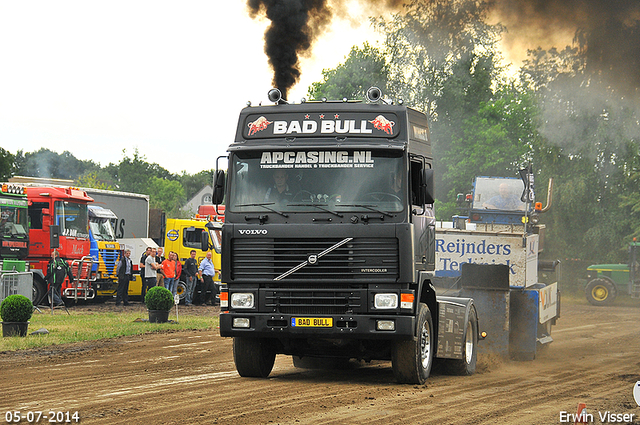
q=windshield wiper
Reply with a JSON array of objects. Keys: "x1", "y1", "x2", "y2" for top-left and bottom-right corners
[
  {"x1": 286, "y1": 203, "x2": 343, "y2": 218},
  {"x1": 336, "y1": 204, "x2": 394, "y2": 217},
  {"x1": 235, "y1": 203, "x2": 289, "y2": 217}
]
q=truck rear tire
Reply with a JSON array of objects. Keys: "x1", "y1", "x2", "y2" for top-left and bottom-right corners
[
  {"x1": 233, "y1": 337, "x2": 276, "y2": 378},
  {"x1": 585, "y1": 278, "x2": 616, "y2": 306},
  {"x1": 391, "y1": 303, "x2": 434, "y2": 384},
  {"x1": 441, "y1": 306, "x2": 478, "y2": 375},
  {"x1": 32, "y1": 277, "x2": 47, "y2": 306}
]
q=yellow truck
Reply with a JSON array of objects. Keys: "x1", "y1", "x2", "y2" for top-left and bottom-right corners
[{"x1": 164, "y1": 217, "x2": 223, "y2": 303}]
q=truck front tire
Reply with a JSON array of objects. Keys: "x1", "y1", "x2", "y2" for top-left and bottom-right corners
[
  {"x1": 233, "y1": 337, "x2": 276, "y2": 378},
  {"x1": 392, "y1": 302, "x2": 434, "y2": 384}
]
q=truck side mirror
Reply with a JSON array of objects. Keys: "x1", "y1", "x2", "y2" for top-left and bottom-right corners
[
  {"x1": 50, "y1": 224, "x2": 60, "y2": 249},
  {"x1": 421, "y1": 168, "x2": 435, "y2": 205},
  {"x1": 212, "y1": 170, "x2": 226, "y2": 205},
  {"x1": 201, "y1": 229, "x2": 211, "y2": 252}
]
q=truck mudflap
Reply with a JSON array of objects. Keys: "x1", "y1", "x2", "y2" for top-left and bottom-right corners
[
  {"x1": 458, "y1": 263, "x2": 511, "y2": 358},
  {"x1": 510, "y1": 283, "x2": 560, "y2": 360},
  {"x1": 434, "y1": 296, "x2": 479, "y2": 360},
  {"x1": 219, "y1": 312, "x2": 416, "y2": 339}
]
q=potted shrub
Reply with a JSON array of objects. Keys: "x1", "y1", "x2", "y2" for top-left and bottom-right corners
[
  {"x1": 1, "y1": 294, "x2": 33, "y2": 337},
  {"x1": 145, "y1": 286, "x2": 174, "y2": 323}
]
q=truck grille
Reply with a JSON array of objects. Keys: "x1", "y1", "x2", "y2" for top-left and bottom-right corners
[
  {"x1": 99, "y1": 248, "x2": 119, "y2": 275},
  {"x1": 231, "y1": 237, "x2": 398, "y2": 281},
  {"x1": 264, "y1": 287, "x2": 365, "y2": 314}
]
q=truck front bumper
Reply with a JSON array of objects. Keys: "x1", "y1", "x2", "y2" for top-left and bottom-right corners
[{"x1": 219, "y1": 311, "x2": 416, "y2": 339}]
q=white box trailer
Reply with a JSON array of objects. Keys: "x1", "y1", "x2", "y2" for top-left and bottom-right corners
[{"x1": 82, "y1": 188, "x2": 149, "y2": 240}]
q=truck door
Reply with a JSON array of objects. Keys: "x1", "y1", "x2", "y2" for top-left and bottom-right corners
[{"x1": 411, "y1": 156, "x2": 435, "y2": 271}]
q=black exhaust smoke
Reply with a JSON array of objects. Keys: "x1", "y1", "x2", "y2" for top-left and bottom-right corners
[
  {"x1": 247, "y1": 0, "x2": 332, "y2": 100},
  {"x1": 248, "y1": 0, "x2": 640, "y2": 98},
  {"x1": 247, "y1": 0, "x2": 406, "y2": 100},
  {"x1": 490, "y1": 0, "x2": 640, "y2": 95}
]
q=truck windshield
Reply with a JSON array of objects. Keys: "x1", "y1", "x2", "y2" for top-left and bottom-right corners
[
  {"x1": 228, "y1": 149, "x2": 405, "y2": 213},
  {"x1": 89, "y1": 218, "x2": 116, "y2": 241},
  {"x1": 54, "y1": 201, "x2": 90, "y2": 239},
  {"x1": 472, "y1": 178, "x2": 527, "y2": 211},
  {"x1": 0, "y1": 200, "x2": 28, "y2": 238}
]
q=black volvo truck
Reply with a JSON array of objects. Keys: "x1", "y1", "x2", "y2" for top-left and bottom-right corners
[{"x1": 211, "y1": 88, "x2": 480, "y2": 384}]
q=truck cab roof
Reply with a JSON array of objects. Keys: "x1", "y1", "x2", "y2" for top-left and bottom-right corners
[{"x1": 88, "y1": 205, "x2": 118, "y2": 220}]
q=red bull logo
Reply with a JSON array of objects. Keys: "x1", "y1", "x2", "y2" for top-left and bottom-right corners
[
  {"x1": 248, "y1": 116, "x2": 273, "y2": 135},
  {"x1": 369, "y1": 115, "x2": 395, "y2": 135},
  {"x1": 245, "y1": 112, "x2": 400, "y2": 138}
]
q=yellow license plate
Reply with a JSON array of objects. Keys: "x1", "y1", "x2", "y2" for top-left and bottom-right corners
[{"x1": 291, "y1": 317, "x2": 333, "y2": 327}]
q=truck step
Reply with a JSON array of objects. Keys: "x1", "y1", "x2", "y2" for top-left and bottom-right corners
[{"x1": 537, "y1": 335, "x2": 553, "y2": 345}]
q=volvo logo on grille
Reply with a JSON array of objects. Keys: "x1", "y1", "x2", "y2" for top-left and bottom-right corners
[
  {"x1": 238, "y1": 229, "x2": 268, "y2": 235},
  {"x1": 308, "y1": 254, "x2": 318, "y2": 265}
]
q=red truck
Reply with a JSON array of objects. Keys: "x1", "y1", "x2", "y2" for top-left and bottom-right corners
[{"x1": 26, "y1": 186, "x2": 94, "y2": 304}]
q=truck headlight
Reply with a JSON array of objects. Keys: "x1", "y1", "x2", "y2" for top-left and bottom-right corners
[
  {"x1": 374, "y1": 293, "x2": 398, "y2": 309},
  {"x1": 233, "y1": 318, "x2": 251, "y2": 328},
  {"x1": 230, "y1": 293, "x2": 255, "y2": 309},
  {"x1": 376, "y1": 320, "x2": 395, "y2": 331}
]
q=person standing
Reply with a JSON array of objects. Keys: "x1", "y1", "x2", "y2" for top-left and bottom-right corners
[
  {"x1": 143, "y1": 248, "x2": 160, "y2": 297},
  {"x1": 44, "y1": 250, "x2": 74, "y2": 306},
  {"x1": 198, "y1": 251, "x2": 218, "y2": 306},
  {"x1": 183, "y1": 250, "x2": 198, "y2": 306},
  {"x1": 115, "y1": 249, "x2": 133, "y2": 306},
  {"x1": 156, "y1": 247, "x2": 166, "y2": 287},
  {"x1": 175, "y1": 252, "x2": 182, "y2": 296},
  {"x1": 139, "y1": 246, "x2": 152, "y2": 299},
  {"x1": 162, "y1": 251, "x2": 178, "y2": 296}
]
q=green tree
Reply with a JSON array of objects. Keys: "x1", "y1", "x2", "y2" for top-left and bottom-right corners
[
  {"x1": 148, "y1": 177, "x2": 186, "y2": 218},
  {"x1": 75, "y1": 170, "x2": 115, "y2": 190},
  {"x1": 308, "y1": 42, "x2": 389, "y2": 101},
  {"x1": 104, "y1": 149, "x2": 174, "y2": 194},
  {"x1": 373, "y1": 0, "x2": 509, "y2": 212},
  {"x1": 0, "y1": 148, "x2": 14, "y2": 181},
  {"x1": 437, "y1": 85, "x2": 539, "y2": 218},
  {"x1": 432, "y1": 52, "x2": 514, "y2": 206},
  {"x1": 620, "y1": 165, "x2": 640, "y2": 242},
  {"x1": 179, "y1": 170, "x2": 214, "y2": 202},
  {"x1": 12, "y1": 148, "x2": 98, "y2": 180},
  {"x1": 522, "y1": 46, "x2": 640, "y2": 263},
  {"x1": 374, "y1": 0, "x2": 503, "y2": 117},
  {"x1": 13, "y1": 150, "x2": 27, "y2": 177}
]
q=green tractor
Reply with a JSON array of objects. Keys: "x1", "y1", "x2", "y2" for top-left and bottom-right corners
[{"x1": 585, "y1": 240, "x2": 640, "y2": 306}]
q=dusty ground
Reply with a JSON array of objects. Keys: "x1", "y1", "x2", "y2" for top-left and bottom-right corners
[{"x1": 1, "y1": 300, "x2": 639, "y2": 425}]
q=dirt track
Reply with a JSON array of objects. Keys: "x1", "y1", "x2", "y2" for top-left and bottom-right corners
[{"x1": 1, "y1": 301, "x2": 639, "y2": 425}]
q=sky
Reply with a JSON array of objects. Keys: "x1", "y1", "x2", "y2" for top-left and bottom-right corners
[{"x1": 0, "y1": 1, "x2": 384, "y2": 175}]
